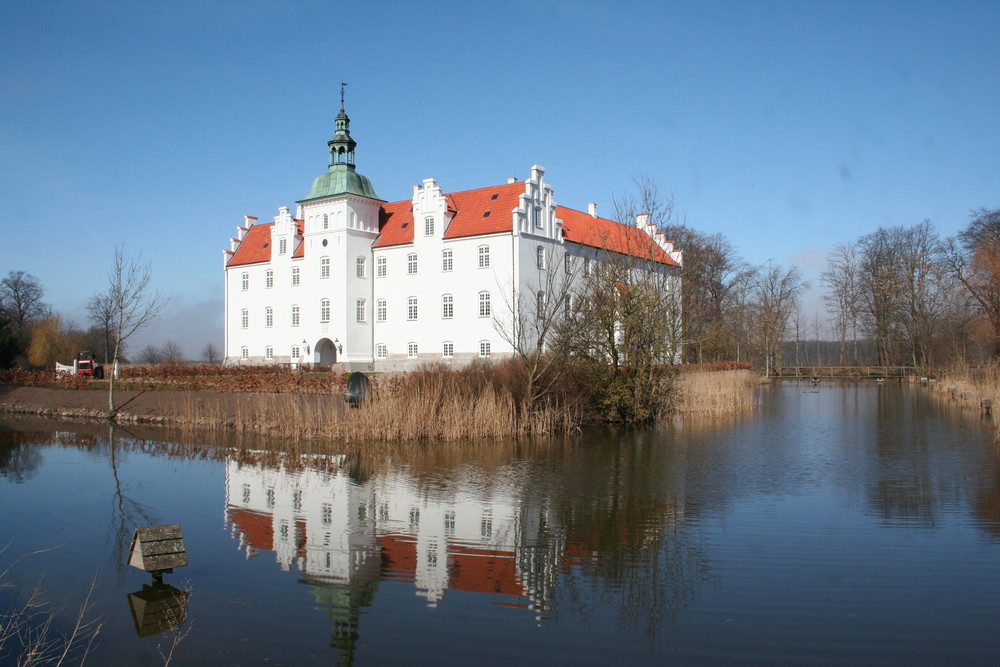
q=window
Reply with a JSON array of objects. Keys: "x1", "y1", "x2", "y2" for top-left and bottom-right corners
[
  {"x1": 241, "y1": 308, "x2": 249, "y2": 329},
  {"x1": 407, "y1": 342, "x2": 418, "y2": 358},
  {"x1": 407, "y1": 253, "x2": 417, "y2": 275},
  {"x1": 478, "y1": 245, "x2": 490, "y2": 268},
  {"x1": 584, "y1": 257, "x2": 591, "y2": 277},
  {"x1": 564, "y1": 294, "x2": 574, "y2": 319},
  {"x1": 376, "y1": 343, "x2": 387, "y2": 359},
  {"x1": 443, "y1": 342, "x2": 454, "y2": 358},
  {"x1": 322, "y1": 503, "x2": 332, "y2": 525},
  {"x1": 291, "y1": 305, "x2": 300, "y2": 327},
  {"x1": 536, "y1": 245, "x2": 546, "y2": 269},
  {"x1": 291, "y1": 345, "x2": 300, "y2": 359},
  {"x1": 534, "y1": 205, "x2": 543, "y2": 228},
  {"x1": 536, "y1": 291, "x2": 545, "y2": 316},
  {"x1": 442, "y1": 294, "x2": 453, "y2": 319},
  {"x1": 322, "y1": 214, "x2": 329, "y2": 230},
  {"x1": 480, "y1": 341, "x2": 491, "y2": 357},
  {"x1": 407, "y1": 297, "x2": 418, "y2": 320},
  {"x1": 565, "y1": 254, "x2": 572, "y2": 275},
  {"x1": 265, "y1": 270, "x2": 273, "y2": 288},
  {"x1": 356, "y1": 256, "x2": 366, "y2": 278},
  {"x1": 376, "y1": 299, "x2": 386, "y2": 322},
  {"x1": 265, "y1": 306, "x2": 273, "y2": 328},
  {"x1": 321, "y1": 256, "x2": 330, "y2": 279},
  {"x1": 242, "y1": 483, "x2": 251, "y2": 504},
  {"x1": 241, "y1": 346, "x2": 249, "y2": 360},
  {"x1": 479, "y1": 291, "x2": 491, "y2": 317},
  {"x1": 376, "y1": 256, "x2": 386, "y2": 277},
  {"x1": 291, "y1": 266, "x2": 300, "y2": 286},
  {"x1": 356, "y1": 298, "x2": 366, "y2": 323},
  {"x1": 320, "y1": 299, "x2": 330, "y2": 323},
  {"x1": 279, "y1": 238, "x2": 287, "y2": 255},
  {"x1": 265, "y1": 346, "x2": 273, "y2": 360},
  {"x1": 442, "y1": 249, "x2": 453, "y2": 272},
  {"x1": 241, "y1": 272, "x2": 249, "y2": 291},
  {"x1": 424, "y1": 217, "x2": 434, "y2": 236}
]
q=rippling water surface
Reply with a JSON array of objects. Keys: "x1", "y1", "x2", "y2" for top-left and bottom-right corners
[{"x1": 1, "y1": 381, "x2": 999, "y2": 665}]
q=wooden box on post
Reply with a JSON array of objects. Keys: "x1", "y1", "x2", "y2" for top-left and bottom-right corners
[{"x1": 128, "y1": 524, "x2": 188, "y2": 578}]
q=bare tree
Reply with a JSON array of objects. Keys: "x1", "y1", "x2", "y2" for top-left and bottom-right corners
[
  {"x1": 748, "y1": 262, "x2": 806, "y2": 376},
  {"x1": 97, "y1": 245, "x2": 167, "y2": 416},
  {"x1": 201, "y1": 342, "x2": 221, "y2": 364},
  {"x1": 138, "y1": 344, "x2": 164, "y2": 365},
  {"x1": 161, "y1": 340, "x2": 184, "y2": 365},
  {"x1": 86, "y1": 291, "x2": 117, "y2": 364},
  {"x1": 0, "y1": 271, "x2": 49, "y2": 335},
  {"x1": 946, "y1": 206, "x2": 1000, "y2": 355},
  {"x1": 661, "y1": 226, "x2": 751, "y2": 363},
  {"x1": 494, "y1": 244, "x2": 578, "y2": 412},
  {"x1": 822, "y1": 243, "x2": 862, "y2": 364},
  {"x1": 858, "y1": 227, "x2": 906, "y2": 366}
]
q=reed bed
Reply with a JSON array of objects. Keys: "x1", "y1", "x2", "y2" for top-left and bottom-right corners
[
  {"x1": 922, "y1": 364, "x2": 999, "y2": 428},
  {"x1": 163, "y1": 366, "x2": 578, "y2": 442},
  {"x1": 673, "y1": 369, "x2": 761, "y2": 417}
]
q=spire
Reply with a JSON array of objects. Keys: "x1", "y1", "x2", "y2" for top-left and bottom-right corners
[
  {"x1": 301, "y1": 84, "x2": 380, "y2": 202},
  {"x1": 328, "y1": 82, "x2": 356, "y2": 169}
]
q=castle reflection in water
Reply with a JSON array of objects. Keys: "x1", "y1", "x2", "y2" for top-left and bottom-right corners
[{"x1": 223, "y1": 452, "x2": 565, "y2": 627}]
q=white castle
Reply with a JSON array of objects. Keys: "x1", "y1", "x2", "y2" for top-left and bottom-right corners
[{"x1": 223, "y1": 94, "x2": 682, "y2": 369}]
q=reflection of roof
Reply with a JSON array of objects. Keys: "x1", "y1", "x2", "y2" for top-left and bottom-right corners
[
  {"x1": 558, "y1": 206, "x2": 680, "y2": 267},
  {"x1": 227, "y1": 507, "x2": 306, "y2": 557},
  {"x1": 380, "y1": 535, "x2": 523, "y2": 597},
  {"x1": 229, "y1": 507, "x2": 272, "y2": 550}
]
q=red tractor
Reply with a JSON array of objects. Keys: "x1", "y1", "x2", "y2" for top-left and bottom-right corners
[{"x1": 77, "y1": 352, "x2": 104, "y2": 379}]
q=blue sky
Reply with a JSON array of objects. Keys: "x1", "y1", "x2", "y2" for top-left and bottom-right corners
[{"x1": 2, "y1": 0, "x2": 998, "y2": 357}]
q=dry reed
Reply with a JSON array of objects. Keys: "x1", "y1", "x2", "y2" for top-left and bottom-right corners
[
  {"x1": 162, "y1": 367, "x2": 577, "y2": 442},
  {"x1": 673, "y1": 369, "x2": 761, "y2": 417},
  {"x1": 922, "y1": 364, "x2": 999, "y2": 430}
]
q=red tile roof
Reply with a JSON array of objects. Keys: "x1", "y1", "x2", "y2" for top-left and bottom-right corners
[
  {"x1": 558, "y1": 206, "x2": 679, "y2": 267},
  {"x1": 227, "y1": 221, "x2": 304, "y2": 266},
  {"x1": 229, "y1": 186, "x2": 676, "y2": 267},
  {"x1": 228, "y1": 223, "x2": 273, "y2": 266},
  {"x1": 374, "y1": 181, "x2": 525, "y2": 248}
]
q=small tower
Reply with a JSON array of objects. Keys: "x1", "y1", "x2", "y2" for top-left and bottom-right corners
[{"x1": 302, "y1": 83, "x2": 379, "y2": 203}]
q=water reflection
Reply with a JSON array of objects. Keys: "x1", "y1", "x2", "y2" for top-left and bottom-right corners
[{"x1": 1, "y1": 382, "x2": 999, "y2": 664}]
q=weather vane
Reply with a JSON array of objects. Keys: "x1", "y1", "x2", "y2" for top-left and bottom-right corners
[{"x1": 340, "y1": 81, "x2": 348, "y2": 107}]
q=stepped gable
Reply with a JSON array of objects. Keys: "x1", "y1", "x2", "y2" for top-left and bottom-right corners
[{"x1": 557, "y1": 205, "x2": 679, "y2": 267}]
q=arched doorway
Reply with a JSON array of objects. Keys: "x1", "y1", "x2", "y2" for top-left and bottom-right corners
[{"x1": 315, "y1": 338, "x2": 338, "y2": 365}]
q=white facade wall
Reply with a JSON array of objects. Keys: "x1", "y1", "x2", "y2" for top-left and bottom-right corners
[{"x1": 224, "y1": 162, "x2": 682, "y2": 368}]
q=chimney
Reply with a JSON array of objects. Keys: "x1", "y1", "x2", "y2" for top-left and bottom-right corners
[
  {"x1": 507, "y1": 176, "x2": 517, "y2": 184},
  {"x1": 588, "y1": 202, "x2": 597, "y2": 217}
]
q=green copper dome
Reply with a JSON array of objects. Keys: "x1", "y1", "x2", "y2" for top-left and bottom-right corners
[
  {"x1": 304, "y1": 165, "x2": 380, "y2": 201},
  {"x1": 300, "y1": 95, "x2": 380, "y2": 202}
]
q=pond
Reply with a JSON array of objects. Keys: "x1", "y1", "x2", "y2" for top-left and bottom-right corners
[{"x1": 2, "y1": 381, "x2": 999, "y2": 665}]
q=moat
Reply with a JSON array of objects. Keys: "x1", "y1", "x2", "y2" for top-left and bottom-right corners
[{"x1": 2, "y1": 380, "x2": 999, "y2": 665}]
